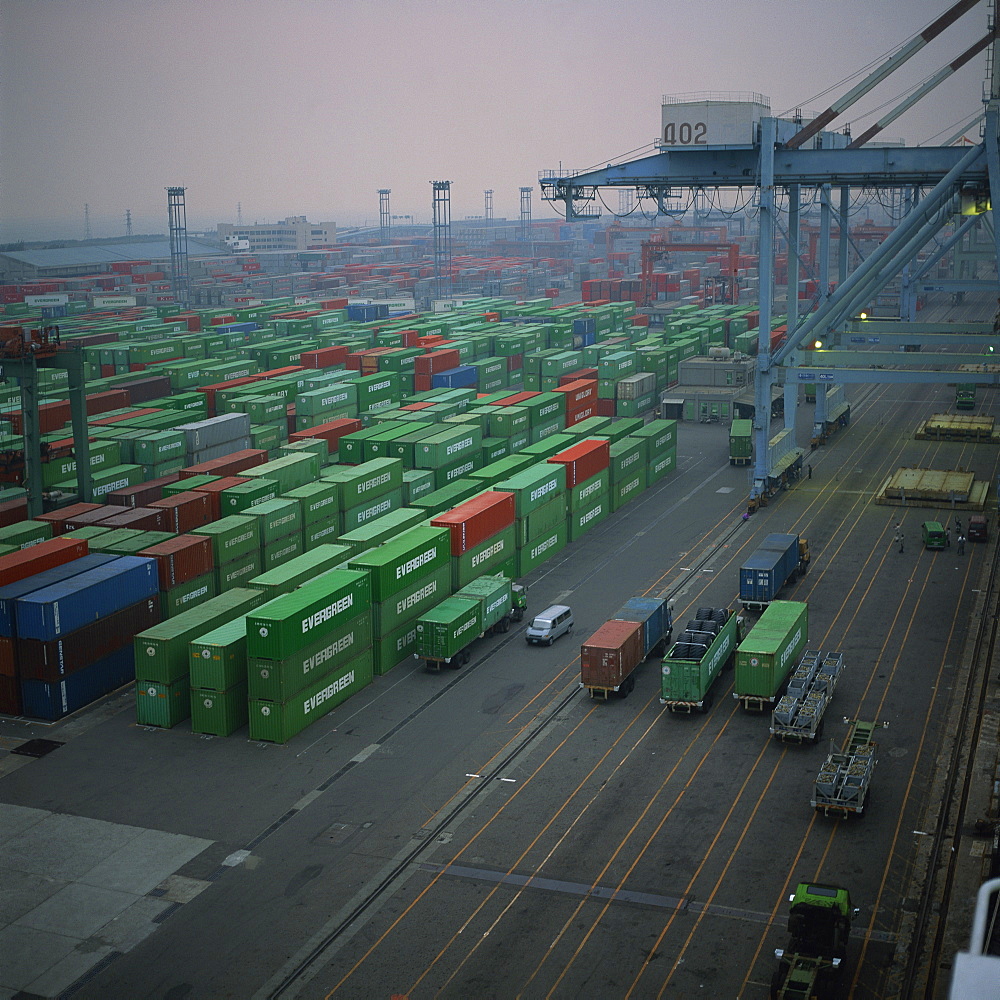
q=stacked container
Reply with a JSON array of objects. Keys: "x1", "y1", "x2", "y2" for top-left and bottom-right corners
[
  {"x1": 138, "y1": 534, "x2": 216, "y2": 618},
  {"x1": 548, "y1": 440, "x2": 611, "y2": 542},
  {"x1": 554, "y1": 379, "x2": 598, "y2": 427},
  {"x1": 177, "y1": 412, "x2": 252, "y2": 466},
  {"x1": 348, "y1": 525, "x2": 451, "y2": 673},
  {"x1": 431, "y1": 491, "x2": 518, "y2": 590},
  {"x1": 323, "y1": 457, "x2": 404, "y2": 536},
  {"x1": 246, "y1": 570, "x2": 373, "y2": 742},
  {"x1": 190, "y1": 515, "x2": 261, "y2": 593},
  {"x1": 631, "y1": 419, "x2": 677, "y2": 485}
]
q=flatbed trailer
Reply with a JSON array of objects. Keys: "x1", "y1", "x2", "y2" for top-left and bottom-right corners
[
  {"x1": 811, "y1": 719, "x2": 880, "y2": 817},
  {"x1": 770, "y1": 649, "x2": 844, "y2": 743}
]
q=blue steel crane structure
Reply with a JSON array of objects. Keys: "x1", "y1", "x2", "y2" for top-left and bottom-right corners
[{"x1": 540, "y1": 0, "x2": 1000, "y2": 504}]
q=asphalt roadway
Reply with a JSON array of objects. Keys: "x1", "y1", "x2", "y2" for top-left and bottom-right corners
[{"x1": 2, "y1": 366, "x2": 999, "y2": 1000}]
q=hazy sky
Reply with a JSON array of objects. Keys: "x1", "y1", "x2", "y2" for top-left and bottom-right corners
[{"x1": 0, "y1": 0, "x2": 990, "y2": 242}]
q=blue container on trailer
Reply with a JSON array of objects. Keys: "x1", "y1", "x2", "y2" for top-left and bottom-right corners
[
  {"x1": 0, "y1": 554, "x2": 118, "y2": 637},
  {"x1": 430, "y1": 365, "x2": 478, "y2": 389},
  {"x1": 15, "y1": 556, "x2": 158, "y2": 641},
  {"x1": 19, "y1": 645, "x2": 134, "y2": 721},
  {"x1": 612, "y1": 597, "x2": 670, "y2": 657},
  {"x1": 739, "y1": 534, "x2": 799, "y2": 604}
]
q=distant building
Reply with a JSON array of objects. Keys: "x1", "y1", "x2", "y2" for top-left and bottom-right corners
[{"x1": 216, "y1": 216, "x2": 336, "y2": 252}]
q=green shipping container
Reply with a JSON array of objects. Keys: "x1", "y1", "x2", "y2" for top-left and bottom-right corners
[
  {"x1": 160, "y1": 573, "x2": 218, "y2": 618},
  {"x1": 327, "y1": 458, "x2": 404, "y2": 509},
  {"x1": 247, "y1": 569, "x2": 371, "y2": 660},
  {"x1": 494, "y1": 464, "x2": 564, "y2": 517},
  {"x1": 611, "y1": 468, "x2": 647, "y2": 512},
  {"x1": 649, "y1": 448, "x2": 677, "y2": 482},
  {"x1": 452, "y1": 524, "x2": 516, "y2": 590},
  {"x1": 218, "y1": 478, "x2": 280, "y2": 515},
  {"x1": 734, "y1": 601, "x2": 809, "y2": 706},
  {"x1": 247, "y1": 610, "x2": 373, "y2": 702},
  {"x1": 261, "y1": 533, "x2": 304, "y2": 572},
  {"x1": 304, "y1": 519, "x2": 343, "y2": 550},
  {"x1": 248, "y1": 543, "x2": 352, "y2": 601},
  {"x1": 516, "y1": 493, "x2": 568, "y2": 546},
  {"x1": 189, "y1": 618, "x2": 248, "y2": 691},
  {"x1": 415, "y1": 597, "x2": 481, "y2": 661},
  {"x1": 567, "y1": 491, "x2": 610, "y2": 542},
  {"x1": 0, "y1": 520, "x2": 52, "y2": 549},
  {"x1": 569, "y1": 469, "x2": 610, "y2": 511},
  {"x1": 516, "y1": 521, "x2": 568, "y2": 577},
  {"x1": 190, "y1": 685, "x2": 248, "y2": 737},
  {"x1": 337, "y1": 507, "x2": 427, "y2": 557},
  {"x1": 373, "y1": 616, "x2": 421, "y2": 675},
  {"x1": 243, "y1": 498, "x2": 302, "y2": 546},
  {"x1": 341, "y1": 487, "x2": 402, "y2": 534},
  {"x1": 135, "y1": 588, "x2": 266, "y2": 685},
  {"x1": 136, "y1": 676, "x2": 191, "y2": 729},
  {"x1": 247, "y1": 647, "x2": 374, "y2": 743},
  {"x1": 348, "y1": 525, "x2": 449, "y2": 600},
  {"x1": 284, "y1": 482, "x2": 340, "y2": 525},
  {"x1": 631, "y1": 418, "x2": 677, "y2": 453},
  {"x1": 215, "y1": 550, "x2": 262, "y2": 592},
  {"x1": 191, "y1": 516, "x2": 259, "y2": 565},
  {"x1": 373, "y1": 563, "x2": 451, "y2": 635}
]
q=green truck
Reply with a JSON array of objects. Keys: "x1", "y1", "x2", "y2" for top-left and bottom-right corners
[
  {"x1": 729, "y1": 418, "x2": 753, "y2": 466},
  {"x1": 660, "y1": 607, "x2": 743, "y2": 713},
  {"x1": 415, "y1": 575, "x2": 527, "y2": 670},
  {"x1": 734, "y1": 600, "x2": 808, "y2": 711},
  {"x1": 771, "y1": 883, "x2": 857, "y2": 1000}
]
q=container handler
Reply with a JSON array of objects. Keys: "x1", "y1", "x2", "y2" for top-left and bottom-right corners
[
  {"x1": 739, "y1": 533, "x2": 810, "y2": 611},
  {"x1": 955, "y1": 383, "x2": 976, "y2": 410},
  {"x1": 660, "y1": 607, "x2": 742, "y2": 713},
  {"x1": 416, "y1": 575, "x2": 525, "y2": 671},
  {"x1": 580, "y1": 596, "x2": 672, "y2": 699},
  {"x1": 771, "y1": 882, "x2": 857, "y2": 1000},
  {"x1": 734, "y1": 600, "x2": 808, "y2": 711},
  {"x1": 770, "y1": 649, "x2": 844, "y2": 743},
  {"x1": 811, "y1": 719, "x2": 883, "y2": 818}
]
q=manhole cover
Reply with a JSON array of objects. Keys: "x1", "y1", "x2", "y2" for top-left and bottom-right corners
[{"x1": 10, "y1": 739, "x2": 65, "y2": 758}]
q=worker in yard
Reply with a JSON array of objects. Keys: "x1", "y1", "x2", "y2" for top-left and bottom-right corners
[
  {"x1": 957, "y1": 532, "x2": 966, "y2": 555},
  {"x1": 945, "y1": 525, "x2": 951, "y2": 548},
  {"x1": 894, "y1": 523, "x2": 904, "y2": 554}
]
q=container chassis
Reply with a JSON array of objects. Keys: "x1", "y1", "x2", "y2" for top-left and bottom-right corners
[
  {"x1": 811, "y1": 718, "x2": 882, "y2": 817},
  {"x1": 770, "y1": 650, "x2": 844, "y2": 743}
]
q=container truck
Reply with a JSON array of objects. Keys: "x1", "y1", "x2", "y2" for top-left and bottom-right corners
[
  {"x1": 660, "y1": 607, "x2": 742, "y2": 713},
  {"x1": 729, "y1": 418, "x2": 753, "y2": 466},
  {"x1": 811, "y1": 718, "x2": 882, "y2": 817},
  {"x1": 580, "y1": 596, "x2": 672, "y2": 699},
  {"x1": 771, "y1": 883, "x2": 857, "y2": 1000},
  {"x1": 733, "y1": 600, "x2": 808, "y2": 711},
  {"x1": 770, "y1": 649, "x2": 844, "y2": 743},
  {"x1": 415, "y1": 575, "x2": 527, "y2": 670},
  {"x1": 739, "y1": 533, "x2": 809, "y2": 611}
]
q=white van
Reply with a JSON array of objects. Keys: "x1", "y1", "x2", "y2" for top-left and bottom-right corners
[{"x1": 525, "y1": 605, "x2": 574, "y2": 646}]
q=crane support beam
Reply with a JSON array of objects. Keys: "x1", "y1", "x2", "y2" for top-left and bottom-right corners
[
  {"x1": 805, "y1": 350, "x2": 994, "y2": 365},
  {"x1": 845, "y1": 320, "x2": 993, "y2": 335},
  {"x1": 782, "y1": 367, "x2": 1000, "y2": 385}
]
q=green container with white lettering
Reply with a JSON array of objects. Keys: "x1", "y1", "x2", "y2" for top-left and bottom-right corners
[
  {"x1": 433, "y1": 454, "x2": 481, "y2": 491},
  {"x1": 247, "y1": 610, "x2": 372, "y2": 702},
  {"x1": 216, "y1": 550, "x2": 262, "y2": 592},
  {"x1": 402, "y1": 469, "x2": 435, "y2": 505},
  {"x1": 326, "y1": 458, "x2": 403, "y2": 509},
  {"x1": 261, "y1": 533, "x2": 304, "y2": 571},
  {"x1": 160, "y1": 572, "x2": 218, "y2": 618},
  {"x1": 191, "y1": 516, "x2": 259, "y2": 565},
  {"x1": 451, "y1": 524, "x2": 516, "y2": 590},
  {"x1": 516, "y1": 493, "x2": 567, "y2": 546},
  {"x1": 247, "y1": 646, "x2": 374, "y2": 743},
  {"x1": 567, "y1": 490, "x2": 610, "y2": 542},
  {"x1": 304, "y1": 519, "x2": 343, "y2": 550},
  {"x1": 247, "y1": 543, "x2": 351, "y2": 601},
  {"x1": 348, "y1": 525, "x2": 449, "y2": 601},
  {"x1": 569, "y1": 469, "x2": 610, "y2": 511},
  {"x1": 516, "y1": 521, "x2": 568, "y2": 577},
  {"x1": 374, "y1": 616, "x2": 422, "y2": 675},
  {"x1": 341, "y1": 487, "x2": 402, "y2": 533},
  {"x1": 244, "y1": 453, "x2": 321, "y2": 493},
  {"x1": 612, "y1": 467, "x2": 647, "y2": 511},
  {"x1": 283, "y1": 482, "x2": 340, "y2": 525},
  {"x1": 337, "y1": 507, "x2": 427, "y2": 557},
  {"x1": 648, "y1": 447, "x2": 676, "y2": 483},
  {"x1": 218, "y1": 478, "x2": 280, "y2": 516},
  {"x1": 494, "y1": 464, "x2": 565, "y2": 517},
  {"x1": 242, "y1": 498, "x2": 302, "y2": 546},
  {"x1": 246, "y1": 569, "x2": 371, "y2": 661},
  {"x1": 373, "y1": 563, "x2": 451, "y2": 635}
]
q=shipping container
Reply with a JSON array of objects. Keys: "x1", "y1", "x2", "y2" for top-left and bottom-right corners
[
  {"x1": 734, "y1": 600, "x2": 809, "y2": 710},
  {"x1": 660, "y1": 607, "x2": 742, "y2": 712},
  {"x1": 430, "y1": 491, "x2": 515, "y2": 555},
  {"x1": 21, "y1": 645, "x2": 134, "y2": 722},
  {"x1": 347, "y1": 526, "x2": 449, "y2": 601},
  {"x1": 189, "y1": 684, "x2": 248, "y2": 736},
  {"x1": 139, "y1": 535, "x2": 214, "y2": 590},
  {"x1": 579, "y1": 619, "x2": 644, "y2": 698},
  {"x1": 738, "y1": 533, "x2": 809, "y2": 610}
]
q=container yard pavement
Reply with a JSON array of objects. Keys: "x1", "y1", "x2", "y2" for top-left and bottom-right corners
[{"x1": 0, "y1": 804, "x2": 210, "y2": 997}]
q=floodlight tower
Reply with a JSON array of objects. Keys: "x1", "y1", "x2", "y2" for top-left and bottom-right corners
[
  {"x1": 618, "y1": 189, "x2": 635, "y2": 215},
  {"x1": 484, "y1": 189, "x2": 494, "y2": 226},
  {"x1": 520, "y1": 187, "x2": 532, "y2": 242},
  {"x1": 379, "y1": 189, "x2": 391, "y2": 242},
  {"x1": 431, "y1": 181, "x2": 453, "y2": 299},
  {"x1": 125, "y1": 209, "x2": 133, "y2": 237},
  {"x1": 167, "y1": 186, "x2": 191, "y2": 309}
]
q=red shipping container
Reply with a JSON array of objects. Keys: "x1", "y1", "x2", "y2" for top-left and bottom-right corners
[
  {"x1": 33, "y1": 502, "x2": 104, "y2": 534},
  {"x1": 398, "y1": 402, "x2": 435, "y2": 412},
  {"x1": 62, "y1": 505, "x2": 130, "y2": 530},
  {"x1": 565, "y1": 404, "x2": 597, "y2": 427},
  {"x1": 0, "y1": 636, "x2": 16, "y2": 677},
  {"x1": 580, "y1": 619, "x2": 644, "y2": 691},
  {"x1": 256, "y1": 365, "x2": 305, "y2": 381},
  {"x1": 17, "y1": 596, "x2": 162, "y2": 683},
  {"x1": 188, "y1": 477, "x2": 250, "y2": 521},
  {"x1": 559, "y1": 368, "x2": 597, "y2": 386},
  {"x1": 0, "y1": 673, "x2": 21, "y2": 714},
  {"x1": 554, "y1": 379, "x2": 598, "y2": 412},
  {"x1": 149, "y1": 491, "x2": 214, "y2": 533},
  {"x1": 488, "y1": 391, "x2": 539, "y2": 407},
  {"x1": 414, "y1": 349, "x2": 460, "y2": 375},
  {"x1": 288, "y1": 418, "x2": 362, "y2": 454},
  {"x1": 1, "y1": 400, "x2": 72, "y2": 435},
  {"x1": 139, "y1": 534, "x2": 214, "y2": 591},
  {"x1": 300, "y1": 346, "x2": 348, "y2": 369},
  {"x1": 596, "y1": 398, "x2": 616, "y2": 417},
  {"x1": 85, "y1": 390, "x2": 131, "y2": 416},
  {"x1": 548, "y1": 439, "x2": 610, "y2": 488},
  {"x1": 179, "y1": 449, "x2": 268, "y2": 480},
  {"x1": 96, "y1": 506, "x2": 169, "y2": 532},
  {"x1": 106, "y1": 473, "x2": 181, "y2": 508},
  {"x1": 197, "y1": 376, "x2": 260, "y2": 415},
  {"x1": 431, "y1": 491, "x2": 516, "y2": 555},
  {"x1": 507, "y1": 354, "x2": 523, "y2": 372},
  {"x1": 0, "y1": 537, "x2": 88, "y2": 588},
  {"x1": 413, "y1": 374, "x2": 433, "y2": 393},
  {"x1": 89, "y1": 408, "x2": 162, "y2": 427},
  {"x1": 0, "y1": 498, "x2": 29, "y2": 529}
]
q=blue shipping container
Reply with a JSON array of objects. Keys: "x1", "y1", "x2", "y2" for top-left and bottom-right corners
[
  {"x1": 739, "y1": 534, "x2": 800, "y2": 605},
  {"x1": 19, "y1": 645, "x2": 134, "y2": 721},
  {"x1": 15, "y1": 556, "x2": 159, "y2": 641},
  {"x1": 0, "y1": 554, "x2": 118, "y2": 637},
  {"x1": 612, "y1": 597, "x2": 671, "y2": 657},
  {"x1": 431, "y1": 365, "x2": 478, "y2": 389}
]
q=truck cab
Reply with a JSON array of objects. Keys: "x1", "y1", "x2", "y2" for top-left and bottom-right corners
[{"x1": 968, "y1": 514, "x2": 988, "y2": 542}]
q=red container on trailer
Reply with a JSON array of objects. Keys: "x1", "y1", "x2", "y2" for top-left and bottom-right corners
[
  {"x1": 179, "y1": 449, "x2": 268, "y2": 479},
  {"x1": 17, "y1": 596, "x2": 162, "y2": 683},
  {"x1": 139, "y1": 534, "x2": 214, "y2": 590},
  {"x1": 96, "y1": 507, "x2": 169, "y2": 532},
  {"x1": 0, "y1": 537, "x2": 88, "y2": 588},
  {"x1": 300, "y1": 346, "x2": 348, "y2": 369},
  {"x1": 62, "y1": 505, "x2": 131, "y2": 530},
  {"x1": 149, "y1": 491, "x2": 213, "y2": 533},
  {"x1": 33, "y1": 503, "x2": 104, "y2": 534},
  {"x1": 414, "y1": 349, "x2": 460, "y2": 375},
  {"x1": 106, "y1": 473, "x2": 181, "y2": 508},
  {"x1": 187, "y1": 476, "x2": 250, "y2": 521},
  {"x1": 548, "y1": 439, "x2": 610, "y2": 488},
  {"x1": 431, "y1": 491, "x2": 516, "y2": 555},
  {"x1": 580, "y1": 619, "x2": 644, "y2": 690}
]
